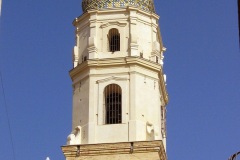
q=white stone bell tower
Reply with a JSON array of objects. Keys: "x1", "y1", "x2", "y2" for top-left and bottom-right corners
[{"x1": 62, "y1": 0, "x2": 168, "y2": 159}]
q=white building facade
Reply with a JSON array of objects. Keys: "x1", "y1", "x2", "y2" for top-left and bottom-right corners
[{"x1": 62, "y1": 1, "x2": 168, "y2": 159}]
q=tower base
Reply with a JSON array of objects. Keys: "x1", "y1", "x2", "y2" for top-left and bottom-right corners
[{"x1": 62, "y1": 140, "x2": 167, "y2": 160}]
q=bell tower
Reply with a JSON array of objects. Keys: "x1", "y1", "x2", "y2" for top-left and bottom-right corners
[{"x1": 62, "y1": 0, "x2": 168, "y2": 159}]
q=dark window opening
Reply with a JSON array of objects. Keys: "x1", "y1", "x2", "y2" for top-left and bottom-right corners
[
  {"x1": 108, "y1": 28, "x2": 120, "y2": 52},
  {"x1": 104, "y1": 84, "x2": 122, "y2": 124}
]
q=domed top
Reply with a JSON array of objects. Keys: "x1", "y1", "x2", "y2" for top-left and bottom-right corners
[{"x1": 82, "y1": 0, "x2": 156, "y2": 13}]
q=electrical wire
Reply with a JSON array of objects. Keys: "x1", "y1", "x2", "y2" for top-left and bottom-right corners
[
  {"x1": 0, "y1": 71, "x2": 16, "y2": 160},
  {"x1": 0, "y1": 6, "x2": 16, "y2": 159},
  {"x1": 238, "y1": 0, "x2": 240, "y2": 45},
  {"x1": 0, "y1": 0, "x2": 2, "y2": 16}
]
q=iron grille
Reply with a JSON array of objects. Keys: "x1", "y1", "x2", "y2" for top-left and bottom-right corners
[
  {"x1": 104, "y1": 84, "x2": 122, "y2": 124},
  {"x1": 108, "y1": 28, "x2": 120, "y2": 52}
]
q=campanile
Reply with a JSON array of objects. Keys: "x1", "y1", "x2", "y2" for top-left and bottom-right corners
[{"x1": 62, "y1": 1, "x2": 168, "y2": 159}]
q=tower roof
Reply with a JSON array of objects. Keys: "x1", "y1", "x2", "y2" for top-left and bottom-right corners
[{"x1": 82, "y1": 0, "x2": 156, "y2": 13}]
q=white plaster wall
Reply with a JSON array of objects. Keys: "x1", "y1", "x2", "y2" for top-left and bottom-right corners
[
  {"x1": 78, "y1": 27, "x2": 90, "y2": 61},
  {"x1": 70, "y1": 7, "x2": 166, "y2": 146},
  {"x1": 74, "y1": 15, "x2": 90, "y2": 64},
  {"x1": 72, "y1": 77, "x2": 90, "y2": 130},
  {"x1": 96, "y1": 124, "x2": 129, "y2": 143},
  {"x1": 137, "y1": 22, "x2": 152, "y2": 59},
  {"x1": 134, "y1": 73, "x2": 162, "y2": 140},
  {"x1": 71, "y1": 62, "x2": 164, "y2": 144},
  {"x1": 127, "y1": 66, "x2": 162, "y2": 141},
  {"x1": 73, "y1": 8, "x2": 160, "y2": 66}
]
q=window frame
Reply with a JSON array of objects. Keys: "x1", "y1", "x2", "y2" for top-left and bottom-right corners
[
  {"x1": 104, "y1": 84, "x2": 122, "y2": 124},
  {"x1": 108, "y1": 28, "x2": 120, "y2": 52}
]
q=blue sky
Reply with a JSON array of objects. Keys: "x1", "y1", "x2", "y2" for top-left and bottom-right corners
[{"x1": 0, "y1": 0, "x2": 239, "y2": 160}]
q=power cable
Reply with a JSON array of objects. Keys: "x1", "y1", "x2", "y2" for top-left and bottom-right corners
[
  {"x1": 238, "y1": 0, "x2": 240, "y2": 45},
  {"x1": 0, "y1": 3, "x2": 17, "y2": 159},
  {"x1": 0, "y1": 72, "x2": 16, "y2": 160}
]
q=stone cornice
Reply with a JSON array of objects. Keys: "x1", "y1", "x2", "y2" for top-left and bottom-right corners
[
  {"x1": 69, "y1": 56, "x2": 168, "y2": 104},
  {"x1": 69, "y1": 57, "x2": 160, "y2": 78},
  {"x1": 73, "y1": 12, "x2": 90, "y2": 26},
  {"x1": 73, "y1": 7, "x2": 159, "y2": 27},
  {"x1": 62, "y1": 140, "x2": 167, "y2": 160}
]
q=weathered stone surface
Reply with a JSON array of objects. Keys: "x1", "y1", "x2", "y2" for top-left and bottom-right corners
[
  {"x1": 69, "y1": 152, "x2": 160, "y2": 160},
  {"x1": 62, "y1": 141, "x2": 167, "y2": 160}
]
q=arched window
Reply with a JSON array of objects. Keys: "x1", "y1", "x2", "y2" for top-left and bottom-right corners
[
  {"x1": 104, "y1": 84, "x2": 122, "y2": 124},
  {"x1": 108, "y1": 28, "x2": 120, "y2": 52}
]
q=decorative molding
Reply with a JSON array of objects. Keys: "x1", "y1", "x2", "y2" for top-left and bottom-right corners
[
  {"x1": 100, "y1": 22, "x2": 127, "y2": 28},
  {"x1": 96, "y1": 76, "x2": 129, "y2": 84},
  {"x1": 69, "y1": 57, "x2": 169, "y2": 104}
]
